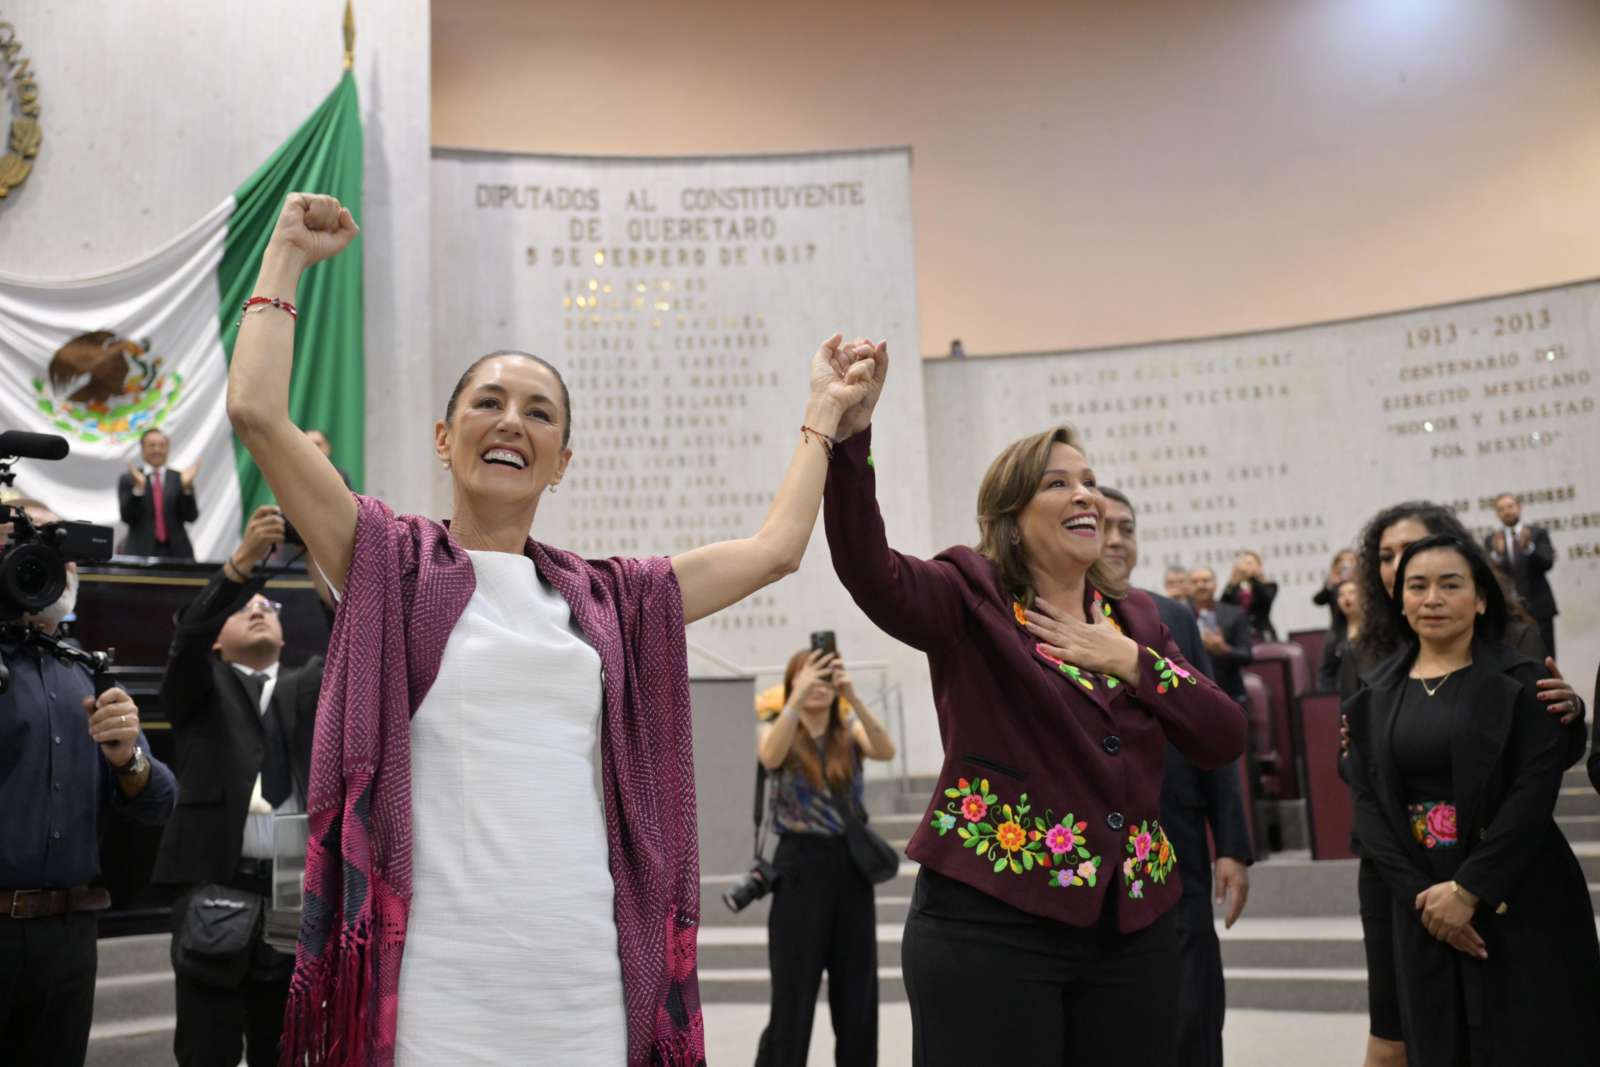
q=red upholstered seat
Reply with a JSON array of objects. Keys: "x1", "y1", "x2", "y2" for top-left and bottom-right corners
[
  {"x1": 1252, "y1": 641, "x2": 1310, "y2": 696},
  {"x1": 1288, "y1": 629, "x2": 1329, "y2": 686},
  {"x1": 1241, "y1": 671, "x2": 1278, "y2": 798}
]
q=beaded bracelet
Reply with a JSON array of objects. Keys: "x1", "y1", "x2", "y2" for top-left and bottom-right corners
[{"x1": 235, "y1": 296, "x2": 298, "y2": 328}]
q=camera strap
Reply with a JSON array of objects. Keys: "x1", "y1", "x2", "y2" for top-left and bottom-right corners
[{"x1": 751, "y1": 763, "x2": 774, "y2": 862}]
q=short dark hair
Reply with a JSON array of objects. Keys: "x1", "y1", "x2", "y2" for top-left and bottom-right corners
[
  {"x1": 444, "y1": 351, "x2": 573, "y2": 449},
  {"x1": 139, "y1": 428, "x2": 168, "y2": 444},
  {"x1": 1494, "y1": 491, "x2": 1519, "y2": 505},
  {"x1": 1099, "y1": 486, "x2": 1133, "y2": 514},
  {"x1": 1390, "y1": 533, "x2": 1507, "y2": 646}
]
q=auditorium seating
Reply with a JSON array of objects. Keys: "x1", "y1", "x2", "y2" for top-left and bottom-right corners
[
  {"x1": 1298, "y1": 691, "x2": 1355, "y2": 860},
  {"x1": 1243, "y1": 642, "x2": 1309, "y2": 799},
  {"x1": 1288, "y1": 628, "x2": 1329, "y2": 685}
]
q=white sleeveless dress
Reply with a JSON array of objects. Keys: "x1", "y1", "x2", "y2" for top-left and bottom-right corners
[{"x1": 395, "y1": 549, "x2": 628, "y2": 1065}]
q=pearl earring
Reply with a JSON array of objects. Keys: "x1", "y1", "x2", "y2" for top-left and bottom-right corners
[{"x1": 548, "y1": 485, "x2": 559, "y2": 495}]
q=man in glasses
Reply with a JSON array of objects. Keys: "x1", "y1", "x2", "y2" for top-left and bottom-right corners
[{"x1": 151, "y1": 505, "x2": 327, "y2": 1067}]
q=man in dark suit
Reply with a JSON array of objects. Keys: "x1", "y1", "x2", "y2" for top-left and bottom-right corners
[
  {"x1": 117, "y1": 428, "x2": 200, "y2": 558},
  {"x1": 1188, "y1": 566, "x2": 1254, "y2": 703},
  {"x1": 152, "y1": 506, "x2": 323, "y2": 1067},
  {"x1": 1485, "y1": 492, "x2": 1558, "y2": 657},
  {"x1": 1102, "y1": 489, "x2": 1251, "y2": 1067}
]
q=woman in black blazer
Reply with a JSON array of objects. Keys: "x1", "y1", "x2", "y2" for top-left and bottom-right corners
[
  {"x1": 1338, "y1": 500, "x2": 1586, "y2": 1067},
  {"x1": 1347, "y1": 534, "x2": 1600, "y2": 1066}
]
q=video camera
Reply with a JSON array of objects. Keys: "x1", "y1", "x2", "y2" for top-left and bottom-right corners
[{"x1": 0, "y1": 431, "x2": 115, "y2": 621}]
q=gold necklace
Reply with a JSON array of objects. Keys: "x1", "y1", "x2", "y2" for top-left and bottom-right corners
[{"x1": 1415, "y1": 670, "x2": 1456, "y2": 697}]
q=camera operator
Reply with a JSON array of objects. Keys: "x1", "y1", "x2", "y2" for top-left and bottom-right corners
[
  {"x1": 752, "y1": 643, "x2": 896, "y2": 1067},
  {"x1": 151, "y1": 505, "x2": 325, "y2": 1067},
  {"x1": 0, "y1": 497, "x2": 177, "y2": 1067}
]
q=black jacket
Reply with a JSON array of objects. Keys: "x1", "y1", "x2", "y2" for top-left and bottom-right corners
[
  {"x1": 1338, "y1": 619, "x2": 1584, "y2": 780},
  {"x1": 151, "y1": 567, "x2": 321, "y2": 886},
  {"x1": 1221, "y1": 580, "x2": 1277, "y2": 641},
  {"x1": 1346, "y1": 640, "x2": 1600, "y2": 1065},
  {"x1": 1155, "y1": 593, "x2": 1254, "y2": 876},
  {"x1": 1484, "y1": 524, "x2": 1558, "y2": 620},
  {"x1": 1587, "y1": 660, "x2": 1600, "y2": 796},
  {"x1": 1199, "y1": 601, "x2": 1253, "y2": 702},
  {"x1": 117, "y1": 468, "x2": 199, "y2": 559}
]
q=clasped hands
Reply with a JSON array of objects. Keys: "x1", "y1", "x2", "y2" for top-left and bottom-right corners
[
  {"x1": 1416, "y1": 881, "x2": 1487, "y2": 961},
  {"x1": 1021, "y1": 598, "x2": 1141, "y2": 685}
]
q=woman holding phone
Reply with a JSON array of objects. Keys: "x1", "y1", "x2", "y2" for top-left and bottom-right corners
[{"x1": 754, "y1": 639, "x2": 896, "y2": 1066}]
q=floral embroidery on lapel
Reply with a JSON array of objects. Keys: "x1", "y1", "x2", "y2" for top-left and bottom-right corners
[
  {"x1": 1034, "y1": 644, "x2": 1098, "y2": 690},
  {"x1": 1016, "y1": 592, "x2": 1123, "y2": 690},
  {"x1": 930, "y1": 778, "x2": 1103, "y2": 886},
  {"x1": 1120, "y1": 819, "x2": 1177, "y2": 899}
]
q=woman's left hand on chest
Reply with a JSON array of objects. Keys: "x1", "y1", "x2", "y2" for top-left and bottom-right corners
[{"x1": 1026, "y1": 599, "x2": 1141, "y2": 682}]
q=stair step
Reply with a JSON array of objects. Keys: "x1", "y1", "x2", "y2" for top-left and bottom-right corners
[
  {"x1": 1558, "y1": 787, "x2": 1600, "y2": 817},
  {"x1": 95, "y1": 933, "x2": 169, "y2": 978},
  {"x1": 1224, "y1": 971, "x2": 1367, "y2": 1013},
  {"x1": 85, "y1": 1027, "x2": 174, "y2": 1067},
  {"x1": 89, "y1": 967, "x2": 173, "y2": 1027}
]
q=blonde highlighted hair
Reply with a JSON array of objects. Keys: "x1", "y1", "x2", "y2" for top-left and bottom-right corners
[{"x1": 975, "y1": 425, "x2": 1128, "y2": 606}]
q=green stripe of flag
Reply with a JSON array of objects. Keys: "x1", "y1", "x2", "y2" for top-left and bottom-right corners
[{"x1": 219, "y1": 71, "x2": 364, "y2": 523}]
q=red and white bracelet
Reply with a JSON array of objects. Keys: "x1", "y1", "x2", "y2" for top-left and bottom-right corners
[{"x1": 235, "y1": 296, "x2": 298, "y2": 328}]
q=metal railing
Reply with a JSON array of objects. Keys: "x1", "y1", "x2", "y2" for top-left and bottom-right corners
[{"x1": 688, "y1": 641, "x2": 913, "y2": 789}]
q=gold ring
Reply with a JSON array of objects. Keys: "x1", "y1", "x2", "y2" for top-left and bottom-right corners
[{"x1": 120, "y1": 714, "x2": 128, "y2": 726}]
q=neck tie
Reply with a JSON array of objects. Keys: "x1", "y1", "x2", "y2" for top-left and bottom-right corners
[
  {"x1": 150, "y1": 469, "x2": 168, "y2": 545},
  {"x1": 243, "y1": 671, "x2": 293, "y2": 808},
  {"x1": 1506, "y1": 527, "x2": 1517, "y2": 565}
]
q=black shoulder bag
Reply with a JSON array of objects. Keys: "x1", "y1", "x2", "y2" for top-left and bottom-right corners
[{"x1": 828, "y1": 783, "x2": 900, "y2": 885}]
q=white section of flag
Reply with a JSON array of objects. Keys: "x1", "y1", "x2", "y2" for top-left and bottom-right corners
[{"x1": 0, "y1": 197, "x2": 242, "y2": 559}]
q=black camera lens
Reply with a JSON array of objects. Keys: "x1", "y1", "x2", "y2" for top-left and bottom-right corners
[
  {"x1": 722, "y1": 859, "x2": 780, "y2": 913},
  {"x1": 0, "y1": 542, "x2": 66, "y2": 618}
]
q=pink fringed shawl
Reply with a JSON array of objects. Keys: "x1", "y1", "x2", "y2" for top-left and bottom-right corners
[{"x1": 282, "y1": 495, "x2": 705, "y2": 1065}]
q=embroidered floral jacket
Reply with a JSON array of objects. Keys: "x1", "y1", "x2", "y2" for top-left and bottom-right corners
[{"x1": 823, "y1": 428, "x2": 1246, "y2": 931}]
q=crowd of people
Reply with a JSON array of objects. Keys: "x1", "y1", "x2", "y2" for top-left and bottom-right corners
[{"x1": 1, "y1": 190, "x2": 1594, "y2": 1067}]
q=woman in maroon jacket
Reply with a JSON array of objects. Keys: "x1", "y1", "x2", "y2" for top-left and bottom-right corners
[{"x1": 821, "y1": 375, "x2": 1245, "y2": 1065}]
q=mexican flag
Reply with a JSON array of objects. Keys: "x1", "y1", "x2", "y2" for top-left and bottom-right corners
[{"x1": 0, "y1": 73, "x2": 362, "y2": 559}]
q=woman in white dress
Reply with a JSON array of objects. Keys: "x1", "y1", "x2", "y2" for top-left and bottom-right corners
[{"x1": 225, "y1": 193, "x2": 887, "y2": 1066}]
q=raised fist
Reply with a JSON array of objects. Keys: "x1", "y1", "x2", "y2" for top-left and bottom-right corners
[{"x1": 269, "y1": 193, "x2": 360, "y2": 267}]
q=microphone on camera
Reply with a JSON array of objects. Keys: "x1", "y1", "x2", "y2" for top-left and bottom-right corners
[{"x1": 0, "y1": 431, "x2": 70, "y2": 462}]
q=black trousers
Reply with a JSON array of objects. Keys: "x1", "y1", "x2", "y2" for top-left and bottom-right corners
[
  {"x1": 0, "y1": 911, "x2": 97, "y2": 1067},
  {"x1": 902, "y1": 867, "x2": 1179, "y2": 1067},
  {"x1": 1538, "y1": 615, "x2": 1557, "y2": 661},
  {"x1": 755, "y1": 833, "x2": 878, "y2": 1067},
  {"x1": 1173, "y1": 886, "x2": 1225, "y2": 1067},
  {"x1": 172, "y1": 878, "x2": 293, "y2": 1067}
]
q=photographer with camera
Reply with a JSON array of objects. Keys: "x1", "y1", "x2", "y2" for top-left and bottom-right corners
[
  {"x1": 151, "y1": 504, "x2": 326, "y2": 1067},
  {"x1": 0, "y1": 496, "x2": 177, "y2": 1067},
  {"x1": 750, "y1": 637, "x2": 896, "y2": 1067}
]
